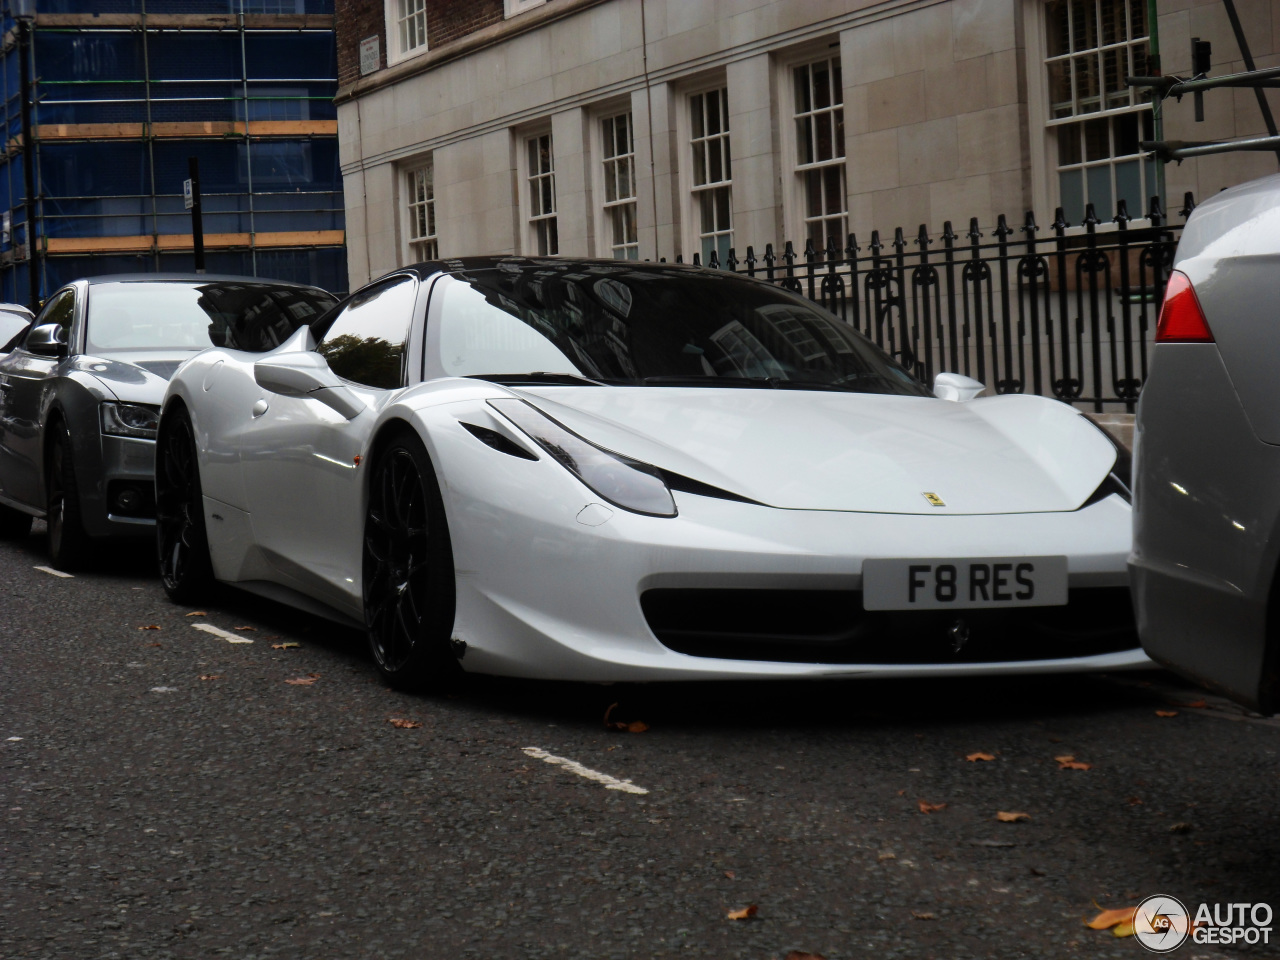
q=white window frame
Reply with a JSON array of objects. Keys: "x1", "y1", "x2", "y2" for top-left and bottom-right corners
[
  {"x1": 676, "y1": 80, "x2": 734, "y2": 266},
  {"x1": 384, "y1": 0, "x2": 428, "y2": 66},
  {"x1": 1025, "y1": 0, "x2": 1154, "y2": 229},
  {"x1": 780, "y1": 48, "x2": 848, "y2": 253},
  {"x1": 504, "y1": 0, "x2": 546, "y2": 18},
  {"x1": 519, "y1": 128, "x2": 558, "y2": 256},
  {"x1": 403, "y1": 159, "x2": 437, "y2": 264},
  {"x1": 594, "y1": 107, "x2": 640, "y2": 261}
]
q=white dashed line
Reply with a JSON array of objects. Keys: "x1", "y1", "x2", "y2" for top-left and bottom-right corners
[
  {"x1": 522, "y1": 746, "x2": 650, "y2": 795},
  {"x1": 191, "y1": 623, "x2": 253, "y2": 644},
  {"x1": 34, "y1": 566, "x2": 73, "y2": 578}
]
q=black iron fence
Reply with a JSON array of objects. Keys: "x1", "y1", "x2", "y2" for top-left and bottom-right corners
[{"x1": 671, "y1": 195, "x2": 1194, "y2": 411}]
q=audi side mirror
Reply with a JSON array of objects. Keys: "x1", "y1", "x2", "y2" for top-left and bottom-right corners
[
  {"x1": 933, "y1": 372, "x2": 985, "y2": 402},
  {"x1": 26, "y1": 323, "x2": 67, "y2": 357},
  {"x1": 253, "y1": 352, "x2": 365, "y2": 420}
]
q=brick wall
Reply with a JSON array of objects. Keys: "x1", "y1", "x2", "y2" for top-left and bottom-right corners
[
  {"x1": 335, "y1": 0, "x2": 385, "y2": 86},
  {"x1": 337, "y1": 0, "x2": 521, "y2": 86},
  {"x1": 429, "y1": 0, "x2": 504, "y2": 48}
]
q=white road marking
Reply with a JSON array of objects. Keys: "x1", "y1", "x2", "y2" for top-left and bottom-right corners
[
  {"x1": 34, "y1": 566, "x2": 73, "y2": 578},
  {"x1": 191, "y1": 623, "x2": 253, "y2": 644},
  {"x1": 522, "y1": 746, "x2": 649, "y2": 795}
]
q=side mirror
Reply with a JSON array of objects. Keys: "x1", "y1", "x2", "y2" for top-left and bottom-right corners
[
  {"x1": 933, "y1": 371, "x2": 985, "y2": 402},
  {"x1": 26, "y1": 323, "x2": 67, "y2": 357},
  {"x1": 254, "y1": 353, "x2": 365, "y2": 420}
]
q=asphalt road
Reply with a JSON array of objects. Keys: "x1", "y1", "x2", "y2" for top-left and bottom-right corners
[{"x1": 2, "y1": 525, "x2": 1278, "y2": 960}]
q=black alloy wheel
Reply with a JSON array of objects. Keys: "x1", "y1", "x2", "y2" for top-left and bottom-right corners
[
  {"x1": 363, "y1": 430, "x2": 458, "y2": 691},
  {"x1": 46, "y1": 422, "x2": 93, "y2": 570},
  {"x1": 156, "y1": 408, "x2": 214, "y2": 603}
]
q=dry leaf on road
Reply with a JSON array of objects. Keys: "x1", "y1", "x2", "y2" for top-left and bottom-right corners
[
  {"x1": 284, "y1": 674, "x2": 320, "y2": 686},
  {"x1": 198, "y1": 675, "x2": 221, "y2": 681},
  {"x1": 1155, "y1": 710, "x2": 1178, "y2": 717},
  {"x1": 603, "y1": 702, "x2": 649, "y2": 733},
  {"x1": 996, "y1": 810, "x2": 1031, "y2": 822},
  {"x1": 272, "y1": 642, "x2": 300, "y2": 650},
  {"x1": 138, "y1": 625, "x2": 160, "y2": 630},
  {"x1": 784, "y1": 952, "x2": 827, "y2": 960},
  {"x1": 233, "y1": 626, "x2": 257, "y2": 632},
  {"x1": 726, "y1": 904, "x2": 758, "y2": 920},
  {"x1": 144, "y1": 642, "x2": 162, "y2": 648},
  {"x1": 965, "y1": 751, "x2": 996, "y2": 762},
  {"x1": 918, "y1": 800, "x2": 947, "y2": 814},
  {"x1": 1086, "y1": 906, "x2": 1136, "y2": 930},
  {"x1": 723, "y1": 870, "x2": 735, "y2": 879},
  {"x1": 388, "y1": 718, "x2": 422, "y2": 729},
  {"x1": 1055, "y1": 755, "x2": 1092, "y2": 771},
  {"x1": 912, "y1": 911, "x2": 935, "y2": 920},
  {"x1": 184, "y1": 611, "x2": 207, "y2": 617}
]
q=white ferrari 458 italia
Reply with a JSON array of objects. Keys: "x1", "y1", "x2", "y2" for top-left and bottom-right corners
[{"x1": 157, "y1": 257, "x2": 1146, "y2": 688}]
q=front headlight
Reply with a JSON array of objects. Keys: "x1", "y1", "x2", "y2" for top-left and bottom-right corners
[
  {"x1": 100, "y1": 402, "x2": 160, "y2": 440},
  {"x1": 488, "y1": 398, "x2": 676, "y2": 517}
]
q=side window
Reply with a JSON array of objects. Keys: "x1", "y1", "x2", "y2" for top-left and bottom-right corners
[
  {"x1": 316, "y1": 275, "x2": 418, "y2": 390},
  {"x1": 0, "y1": 311, "x2": 30, "y2": 352},
  {"x1": 25, "y1": 290, "x2": 74, "y2": 349}
]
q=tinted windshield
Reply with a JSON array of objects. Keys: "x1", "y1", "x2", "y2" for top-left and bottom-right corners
[
  {"x1": 86, "y1": 281, "x2": 336, "y2": 353},
  {"x1": 436, "y1": 263, "x2": 929, "y2": 396}
]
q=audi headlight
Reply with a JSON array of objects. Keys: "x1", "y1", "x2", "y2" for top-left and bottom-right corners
[
  {"x1": 100, "y1": 402, "x2": 160, "y2": 440},
  {"x1": 488, "y1": 398, "x2": 676, "y2": 517}
]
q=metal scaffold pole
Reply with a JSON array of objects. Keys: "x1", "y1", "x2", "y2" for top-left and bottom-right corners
[{"x1": 16, "y1": 16, "x2": 39, "y2": 309}]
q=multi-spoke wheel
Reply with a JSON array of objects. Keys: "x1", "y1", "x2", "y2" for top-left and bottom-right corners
[
  {"x1": 156, "y1": 407, "x2": 214, "y2": 604},
  {"x1": 46, "y1": 421, "x2": 93, "y2": 570},
  {"x1": 363, "y1": 430, "x2": 457, "y2": 691}
]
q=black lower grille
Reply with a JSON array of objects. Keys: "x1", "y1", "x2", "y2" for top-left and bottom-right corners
[{"x1": 640, "y1": 587, "x2": 1137, "y2": 664}]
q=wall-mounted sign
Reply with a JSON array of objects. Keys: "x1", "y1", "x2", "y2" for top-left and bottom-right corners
[{"x1": 359, "y1": 36, "x2": 380, "y2": 77}]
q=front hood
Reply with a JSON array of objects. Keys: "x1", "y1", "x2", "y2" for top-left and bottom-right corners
[
  {"x1": 70, "y1": 350, "x2": 200, "y2": 405},
  {"x1": 515, "y1": 387, "x2": 1116, "y2": 514}
]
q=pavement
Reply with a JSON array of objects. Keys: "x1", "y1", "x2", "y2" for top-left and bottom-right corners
[{"x1": 2, "y1": 525, "x2": 1277, "y2": 960}]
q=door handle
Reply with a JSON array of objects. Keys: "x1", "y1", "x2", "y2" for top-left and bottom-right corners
[{"x1": 251, "y1": 397, "x2": 270, "y2": 418}]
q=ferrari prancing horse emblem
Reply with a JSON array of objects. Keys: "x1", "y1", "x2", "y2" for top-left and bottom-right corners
[{"x1": 922, "y1": 492, "x2": 946, "y2": 507}]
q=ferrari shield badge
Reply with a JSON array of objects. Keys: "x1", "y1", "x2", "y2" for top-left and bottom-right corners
[{"x1": 922, "y1": 492, "x2": 946, "y2": 507}]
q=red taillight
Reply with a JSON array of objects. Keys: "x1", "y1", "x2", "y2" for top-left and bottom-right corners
[{"x1": 1155, "y1": 270, "x2": 1214, "y2": 343}]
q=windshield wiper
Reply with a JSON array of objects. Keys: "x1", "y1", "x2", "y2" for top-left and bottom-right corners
[{"x1": 467, "y1": 372, "x2": 617, "y2": 387}]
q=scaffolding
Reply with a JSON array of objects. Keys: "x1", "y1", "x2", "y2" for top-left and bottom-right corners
[{"x1": 0, "y1": 0, "x2": 345, "y2": 307}]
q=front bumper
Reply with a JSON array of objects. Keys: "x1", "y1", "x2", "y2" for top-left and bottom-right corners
[
  {"x1": 431, "y1": 419, "x2": 1144, "y2": 681},
  {"x1": 79, "y1": 434, "x2": 156, "y2": 538}
]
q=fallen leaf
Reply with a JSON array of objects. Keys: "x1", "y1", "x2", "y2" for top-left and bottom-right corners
[
  {"x1": 138, "y1": 625, "x2": 160, "y2": 630},
  {"x1": 388, "y1": 718, "x2": 422, "y2": 729},
  {"x1": 912, "y1": 911, "x2": 935, "y2": 920},
  {"x1": 918, "y1": 800, "x2": 947, "y2": 814},
  {"x1": 198, "y1": 675, "x2": 221, "y2": 681},
  {"x1": 1169, "y1": 822, "x2": 1193, "y2": 834},
  {"x1": 784, "y1": 953, "x2": 827, "y2": 960},
  {"x1": 1112, "y1": 920, "x2": 1136, "y2": 938},
  {"x1": 726, "y1": 904, "x2": 757, "y2": 920},
  {"x1": 233, "y1": 626, "x2": 257, "y2": 632},
  {"x1": 1179, "y1": 699, "x2": 1206, "y2": 708},
  {"x1": 1155, "y1": 710, "x2": 1178, "y2": 718},
  {"x1": 997, "y1": 810, "x2": 1031, "y2": 822},
  {"x1": 271, "y1": 642, "x2": 300, "y2": 650},
  {"x1": 602, "y1": 701, "x2": 648, "y2": 732},
  {"x1": 184, "y1": 611, "x2": 207, "y2": 617},
  {"x1": 625, "y1": 721, "x2": 649, "y2": 733},
  {"x1": 1055, "y1": 755, "x2": 1092, "y2": 771},
  {"x1": 723, "y1": 870, "x2": 735, "y2": 880},
  {"x1": 603, "y1": 702, "x2": 619, "y2": 726},
  {"x1": 1086, "y1": 906, "x2": 1136, "y2": 930},
  {"x1": 1126, "y1": 796, "x2": 1144, "y2": 806},
  {"x1": 897, "y1": 789, "x2": 906, "y2": 796},
  {"x1": 145, "y1": 642, "x2": 162, "y2": 648},
  {"x1": 966, "y1": 751, "x2": 996, "y2": 762},
  {"x1": 877, "y1": 850, "x2": 896, "y2": 862},
  {"x1": 284, "y1": 674, "x2": 320, "y2": 686}
]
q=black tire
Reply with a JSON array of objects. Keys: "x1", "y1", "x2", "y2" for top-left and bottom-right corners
[
  {"x1": 0, "y1": 503, "x2": 32, "y2": 539},
  {"x1": 363, "y1": 430, "x2": 458, "y2": 691},
  {"x1": 46, "y1": 422, "x2": 93, "y2": 570},
  {"x1": 156, "y1": 407, "x2": 215, "y2": 604}
]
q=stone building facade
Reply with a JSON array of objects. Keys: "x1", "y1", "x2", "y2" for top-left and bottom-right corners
[{"x1": 335, "y1": 0, "x2": 1280, "y2": 288}]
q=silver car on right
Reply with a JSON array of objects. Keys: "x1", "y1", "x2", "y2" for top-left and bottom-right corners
[{"x1": 1131, "y1": 173, "x2": 1280, "y2": 713}]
